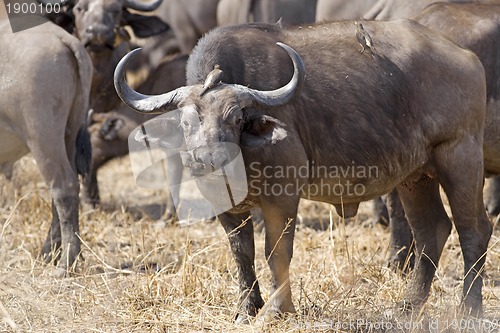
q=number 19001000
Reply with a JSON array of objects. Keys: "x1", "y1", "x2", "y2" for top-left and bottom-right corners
[{"x1": 6, "y1": 2, "x2": 61, "y2": 14}]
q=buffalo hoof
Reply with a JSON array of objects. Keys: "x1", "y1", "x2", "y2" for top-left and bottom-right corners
[
  {"x1": 235, "y1": 313, "x2": 252, "y2": 325},
  {"x1": 81, "y1": 191, "x2": 100, "y2": 209},
  {"x1": 51, "y1": 267, "x2": 68, "y2": 278},
  {"x1": 161, "y1": 210, "x2": 178, "y2": 224},
  {"x1": 39, "y1": 244, "x2": 61, "y2": 265},
  {"x1": 387, "y1": 247, "x2": 415, "y2": 274},
  {"x1": 233, "y1": 293, "x2": 265, "y2": 324}
]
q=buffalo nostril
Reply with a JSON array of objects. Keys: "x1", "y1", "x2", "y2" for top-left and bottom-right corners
[
  {"x1": 195, "y1": 150, "x2": 211, "y2": 166},
  {"x1": 211, "y1": 151, "x2": 228, "y2": 170}
]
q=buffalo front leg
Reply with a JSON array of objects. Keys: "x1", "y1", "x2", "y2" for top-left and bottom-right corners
[
  {"x1": 82, "y1": 164, "x2": 100, "y2": 207},
  {"x1": 396, "y1": 177, "x2": 452, "y2": 311},
  {"x1": 260, "y1": 197, "x2": 299, "y2": 316},
  {"x1": 386, "y1": 190, "x2": 415, "y2": 272},
  {"x1": 218, "y1": 212, "x2": 264, "y2": 323},
  {"x1": 163, "y1": 154, "x2": 183, "y2": 221}
]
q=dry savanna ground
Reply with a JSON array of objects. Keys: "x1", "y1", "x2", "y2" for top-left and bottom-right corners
[{"x1": 0, "y1": 155, "x2": 499, "y2": 332}]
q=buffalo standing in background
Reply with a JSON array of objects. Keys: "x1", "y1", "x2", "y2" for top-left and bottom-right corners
[
  {"x1": 217, "y1": 0, "x2": 317, "y2": 26},
  {"x1": 88, "y1": 55, "x2": 188, "y2": 219},
  {"x1": 38, "y1": 0, "x2": 170, "y2": 206},
  {"x1": 0, "y1": 15, "x2": 92, "y2": 275}
]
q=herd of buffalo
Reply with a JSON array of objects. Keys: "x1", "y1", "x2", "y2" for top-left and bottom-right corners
[{"x1": 1, "y1": 0, "x2": 499, "y2": 322}]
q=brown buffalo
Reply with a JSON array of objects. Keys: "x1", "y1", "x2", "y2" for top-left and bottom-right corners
[{"x1": 115, "y1": 21, "x2": 491, "y2": 318}]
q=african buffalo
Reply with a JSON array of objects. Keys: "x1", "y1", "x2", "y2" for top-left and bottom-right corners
[
  {"x1": 217, "y1": 0, "x2": 317, "y2": 26},
  {"x1": 38, "y1": 0, "x2": 170, "y2": 114},
  {"x1": 38, "y1": 0, "x2": 170, "y2": 206},
  {"x1": 0, "y1": 17, "x2": 92, "y2": 275},
  {"x1": 155, "y1": 0, "x2": 219, "y2": 55},
  {"x1": 71, "y1": 0, "x2": 169, "y2": 114},
  {"x1": 115, "y1": 21, "x2": 491, "y2": 318},
  {"x1": 364, "y1": 0, "x2": 500, "y2": 20},
  {"x1": 385, "y1": 3, "x2": 500, "y2": 271},
  {"x1": 87, "y1": 54, "x2": 188, "y2": 217},
  {"x1": 315, "y1": 0, "x2": 377, "y2": 21}
]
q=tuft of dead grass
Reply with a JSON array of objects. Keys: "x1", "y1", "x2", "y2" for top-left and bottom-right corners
[{"x1": 0, "y1": 155, "x2": 499, "y2": 332}]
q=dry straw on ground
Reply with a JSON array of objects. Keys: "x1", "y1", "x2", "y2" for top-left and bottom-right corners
[{"x1": 1, "y1": 155, "x2": 499, "y2": 332}]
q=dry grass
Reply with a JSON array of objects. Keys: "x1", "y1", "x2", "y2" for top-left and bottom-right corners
[{"x1": 0, "y1": 155, "x2": 499, "y2": 332}]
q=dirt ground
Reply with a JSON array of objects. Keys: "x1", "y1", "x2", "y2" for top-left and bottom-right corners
[{"x1": 0, "y1": 154, "x2": 499, "y2": 332}]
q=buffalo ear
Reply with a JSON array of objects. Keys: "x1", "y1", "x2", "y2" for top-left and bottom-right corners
[
  {"x1": 241, "y1": 115, "x2": 287, "y2": 148},
  {"x1": 122, "y1": 10, "x2": 170, "y2": 38},
  {"x1": 52, "y1": 12, "x2": 75, "y2": 34}
]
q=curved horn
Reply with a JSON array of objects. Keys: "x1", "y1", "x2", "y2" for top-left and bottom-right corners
[
  {"x1": 114, "y1": 48, "x2": 191, "y2": 114},
  {"x1": 235, "y1": 42, "x2": 306, "y2": 109},
  {"x1": 123, "y1": 0, "x2": 163, "y2": 12}
]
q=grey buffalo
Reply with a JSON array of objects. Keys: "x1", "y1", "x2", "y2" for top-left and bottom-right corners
[
  {"x1": 315, "y1": 0, "x2": 377, "y2": 21},
  {"x1": 115, "y1": 21, "x2": 491, "y2": 318},
  {"x1": 364, "y1": 0, "x2": 500, "y2": 20},
  {"x1": 386, "y1": 2, "x2": 500, "y2": 271},
  {"x1": 155, "y1": 0, "x2": 220, "y2": 54},
  {"x1": 217, "y1": 0, "x2": 317, "y2": 26},
  {"x1": 0, "y1": 19, "x2": 92, "y2": 275}
]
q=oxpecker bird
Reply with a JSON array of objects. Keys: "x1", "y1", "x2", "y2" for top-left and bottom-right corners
[
  {"x1": 355, "y1": 21, "x2": 374, "y2": 54},
  {"x1": 199, "y1": 64, "x2": 224, "y2": 96}
]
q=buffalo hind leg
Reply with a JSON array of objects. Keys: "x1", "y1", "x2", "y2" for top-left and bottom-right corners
[
  {"x1": 396, "y1": 177, "x2": 452, "y2": 311},
  {"x1": 434, "y1": 141, "x2": 492, "y2": 316},
  {"x1": 260, "y1": 197, "x2": 299, "y2": 316},
  {"x1": 40, "y1": 201, "x2": 62, "y2": 263},
  {"x1": 28, "y1": 140, "x2": 81, "y2": 275},
  {"x1": 218, "y1": 212, "x2": 264, "y2": 323}
]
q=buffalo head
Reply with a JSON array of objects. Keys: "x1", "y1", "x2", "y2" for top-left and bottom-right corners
[
  {"x1": 114, "y1": 43, "x2": 305, "y2": 178},
  {"x1": 38, "y1": 0, "x2": 169, "y2": 51}
]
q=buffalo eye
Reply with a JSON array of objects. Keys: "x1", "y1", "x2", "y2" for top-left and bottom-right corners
[{"x1": 235, "y1": 118, "x2": 242, "y2": 125}]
